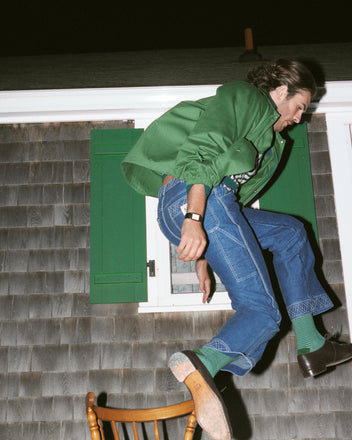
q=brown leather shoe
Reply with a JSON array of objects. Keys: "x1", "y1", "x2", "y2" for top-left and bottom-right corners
[
  {"x1": 297, "y1": 336, "x2": 352, "y2": 378},
  {"x1": 169, "y1": 350, "x2": 232, "y2": 440}
]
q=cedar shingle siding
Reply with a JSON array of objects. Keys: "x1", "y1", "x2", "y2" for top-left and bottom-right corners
[{"x1": 0, "y1": 113, "x2": 350, "y2": 439}]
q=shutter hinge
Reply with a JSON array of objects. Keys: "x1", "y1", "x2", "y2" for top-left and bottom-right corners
[{"x1": 147, "y1": 260, "x2": 156, "y2": 277}]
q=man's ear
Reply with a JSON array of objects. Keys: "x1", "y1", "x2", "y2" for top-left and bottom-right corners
[
  {"x1": 275, "y1": 85, "x2": 288, "y2": 101},
  {"x1": 269, "y1": 85, "x2": 288, "y2": 107}
]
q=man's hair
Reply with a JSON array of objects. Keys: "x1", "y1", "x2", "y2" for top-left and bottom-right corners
[{"x1": 247, "y1": 59, "x2": 317, "y2": 98}]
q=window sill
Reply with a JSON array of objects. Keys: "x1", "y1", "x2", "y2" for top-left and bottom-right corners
[{"x1": 138, "y1": 291, "x2": 232, "y2": 313}]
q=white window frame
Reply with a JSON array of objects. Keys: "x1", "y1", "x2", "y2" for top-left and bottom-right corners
[{"x1": 1, "y1": 82, "x2": 351, "y2": 330}]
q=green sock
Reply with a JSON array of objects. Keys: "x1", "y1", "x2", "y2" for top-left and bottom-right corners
[
  {"x1": 194, "y1": 346, "x2": 236, "y2": 377},
  {"x1": 292, "y1": 314, "x2": 326, "y2": 355}
]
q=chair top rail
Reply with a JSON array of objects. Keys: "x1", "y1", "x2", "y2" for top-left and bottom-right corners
[{"x1": 92, "y1": 399, "x2": 194, "y2": 422}]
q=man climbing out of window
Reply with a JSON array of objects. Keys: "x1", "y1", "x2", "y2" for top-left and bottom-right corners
[{"x1": 121, "y1": 59, "x2": 352, "y2": 440}]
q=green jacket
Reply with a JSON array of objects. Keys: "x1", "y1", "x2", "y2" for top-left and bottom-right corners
[{"x1": 121, "y1": 81, "x2": 286, "y2": 206}]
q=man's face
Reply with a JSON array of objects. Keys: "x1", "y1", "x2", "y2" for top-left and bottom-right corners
[{"x1": 272, "y1": 87, "x2": 311, "y2": 132}]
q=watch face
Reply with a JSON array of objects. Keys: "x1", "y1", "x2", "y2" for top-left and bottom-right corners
[{"x1": 186, "y1": 212, "x2": 202, "y2": 222}]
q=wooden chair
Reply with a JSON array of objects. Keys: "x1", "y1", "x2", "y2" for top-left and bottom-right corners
[{"x1": 86, "y1": 392, "x2": 196, "y2": 440}]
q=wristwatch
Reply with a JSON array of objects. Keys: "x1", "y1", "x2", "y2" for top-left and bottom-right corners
[{"x1": 185, "y1": 212, "x2": 203, "y2": 222}]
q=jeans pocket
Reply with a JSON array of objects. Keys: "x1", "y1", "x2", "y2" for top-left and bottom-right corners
[
  {"x1": 165, "y1": 195, "x2": 187, "y2": 239},
  {"x1": 157, "y1": 179, "x2": 187, "y2": 245}
]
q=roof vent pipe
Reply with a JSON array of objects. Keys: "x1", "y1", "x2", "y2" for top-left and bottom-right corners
[{"x1": 239, "y1": 27, "x2": 263, "y2": 62}]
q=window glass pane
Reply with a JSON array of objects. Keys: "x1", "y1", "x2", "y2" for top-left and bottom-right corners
[{"x1": 170, "y1": 243, "x2": 226, "y2": 293}]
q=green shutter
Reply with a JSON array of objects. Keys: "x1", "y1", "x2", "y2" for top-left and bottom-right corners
[
  {"x1": 259, "y1": 123, "x2": 318, "y2": 241},
  {"x1": 90, "y1": 128, "x2": 147, "y2": 303}
]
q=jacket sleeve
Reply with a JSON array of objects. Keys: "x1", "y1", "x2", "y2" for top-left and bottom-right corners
[{"x1": 173, "y1": 83, "x2": 265, "y2": 189}]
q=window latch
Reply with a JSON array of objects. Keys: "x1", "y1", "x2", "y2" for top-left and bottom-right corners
[{"x1": 147, "y1": 260, "x2": 156, "y2": 277}]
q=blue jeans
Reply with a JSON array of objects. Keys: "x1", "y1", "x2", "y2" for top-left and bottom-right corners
[{"x1": 157, "y1": 178, "x2": 333, "y2": 376}]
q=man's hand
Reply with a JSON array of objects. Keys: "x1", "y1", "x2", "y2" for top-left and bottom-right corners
[
  {"x1": 196, "y1": 258, "x2": 211, "y2": 304},
  {"x1": 176, "y1": 218, "x2": 207, "y2": 262}
]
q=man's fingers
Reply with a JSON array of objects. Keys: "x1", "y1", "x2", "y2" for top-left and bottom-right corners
[
  {"x1": 202, "y1": 279, "x2": 212, "y2": 304},
  {"x1": 177, "y1": 241, "x2": 206, "y2": 261},
  {"x1": 176, "y1": 236, "x2": 206, "y2": 261}
]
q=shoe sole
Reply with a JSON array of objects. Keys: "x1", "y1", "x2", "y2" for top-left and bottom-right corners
[
  {"x1": 169, "y1": 351, "x2": 232, "y2": 440},
  {"x1": 302, "y1": 354, "x2": 352, "y2": 378}
]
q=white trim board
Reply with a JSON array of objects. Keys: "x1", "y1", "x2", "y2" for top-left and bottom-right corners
[
  {"x1": 0, "y1": 85, "x2": 219, "y2": 127},
  {"x1": 325, "y1": 112, "x2": 352, "y2": 337},
  {"x1": 1, "y1": 82, "x2": 352, "y2": 126}
]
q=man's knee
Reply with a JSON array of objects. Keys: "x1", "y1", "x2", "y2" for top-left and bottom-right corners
[{"x1": 275, "y1": 215, "x2": 307, "y2": 254}]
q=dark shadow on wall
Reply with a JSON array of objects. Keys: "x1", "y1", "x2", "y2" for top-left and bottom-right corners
[
  {"x1": 214, "y1": 373, "x2": 252, "y2": 440},
  {"x1": 96, "y1": 393, "x2": 113, "y2": 440}
]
